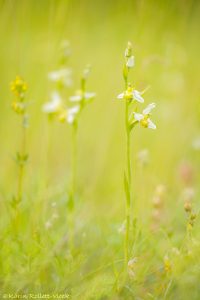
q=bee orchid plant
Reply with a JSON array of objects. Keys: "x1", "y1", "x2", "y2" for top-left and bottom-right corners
[{"x1": 117, "y1": 42, "x2": 156, "y2": 264}]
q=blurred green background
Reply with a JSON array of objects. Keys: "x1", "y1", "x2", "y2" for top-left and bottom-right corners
[
  {"x1": 1, "y1": 0, "x2": 199, "y2": 214},
  {"x1": 1, "y1": 0, "x2": 200, "y2": 298}
]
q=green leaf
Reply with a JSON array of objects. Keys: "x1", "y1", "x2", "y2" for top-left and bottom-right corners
[
  {"x1": 67, "y1": 192, "x2": 75, "y2": 211},
  {"x1": 10, "y1": 195, "x2": 21, "y2": 208},
  {"x1": 129, "y1": 120, "x2": 138, "y2": 131},
  {"x1": 123, "y1": 64, "x2": 128, "y2": 82},
  {"x1": 15, "y1": 152, "x2": 29, "y2": 166}
]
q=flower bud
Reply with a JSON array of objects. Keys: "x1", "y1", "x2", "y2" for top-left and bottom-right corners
[
  {"x1": 125, "y1": 41, "x2": 133, "y2": 58},
  {"x1": 82, "y1": 65, "x2": 91, "y2": 80}
]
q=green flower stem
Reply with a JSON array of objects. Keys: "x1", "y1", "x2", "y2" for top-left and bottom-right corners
[
  {"x1": 17, "y1": 117, "x2": 26, "y2": 203},
  {"x1": 125, "y1": 100, "x2": 131, "y2": 263},
  {"x1": 14, "y1": 115, "x2": 27, "y2": 227},
  {"x1": 68, "y1": 122, "x2": 78, "y2": 251},
  {"x1": 71, "y1": 122, "x2": 77, "y2": 210},
  {"x1": 123, "y1": 68, "x2": 132, "y2": 264}
]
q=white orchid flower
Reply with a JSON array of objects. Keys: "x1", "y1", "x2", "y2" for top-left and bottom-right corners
[
  {"x1": 48, "y1": 68, "x2": 72, "y2": 87},
  {"x1": 59, "y1": 106, "x2": 80, "y2": 124},
  {"x1": 117, "y1": 85, "x2": 144, "y2": 103},
  {"x1": 133, "y1": 103, "x2": 156, "y2": 129},
  {"x1": 67, "y1": 106, "x2": 80, "y2": 124},
  {"x1": 70, "y1": 91, "x2": 96, "y2": 103},
  {"x1": 42, "y1": 92, "x2": 62, "y2": 114}
]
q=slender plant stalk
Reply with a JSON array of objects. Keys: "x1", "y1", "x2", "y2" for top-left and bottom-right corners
[
  {"x1": 68, "y1": 122, "x2": 77, "y2": 250},
  {"x1": 10, "y1": 76, "x2": 28, "y2": 228},
  {"x1": 17, "y1": 118, "x2": 26, "y2": 203},
  {"x1": 71, "y1": 122, "x2": 77, "y2": 210},
  {"x1": 14, "y1": 116, "x2": 27, "y2": 227},
  {"x1": 125, "y1": 100, "x2": 131, "y2": 263},
  {"x1": 123, "y1": 62, "x2": 132, "y2": 264}
]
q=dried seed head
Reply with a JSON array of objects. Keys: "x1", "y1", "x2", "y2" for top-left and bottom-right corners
[
  {"x1": 190, "y1": 213, "x2": 197, "y2": 221},
  {"x1": 184, "y1": 201, "x2": 192, "y2": 213}
]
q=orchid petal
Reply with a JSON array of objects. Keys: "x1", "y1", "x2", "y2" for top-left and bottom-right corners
[
  {"x1": 69, "y1": 95, "x2": 82, "y2": 102},
  {"x1": 85, "y1": 92, "x2": 96, "y2": 99},
  {"x1": 117, "y1": 92, "x2": 124, "y2": 99},
  {"x1": 133, "y1": 90, "x2": 144, "y2": 103},
  {"x1": 148, "y1": 119, "x2": 156, "y2": 129},
  {"x1": 126, "y1": 56, "x2": 135, "y2": 68},
  {"x1": 133, "y1": 112, "x2": 143, "y2": 121},
  {"x1": 143, "y1": 103, "x2": 156, "y2": 115}
]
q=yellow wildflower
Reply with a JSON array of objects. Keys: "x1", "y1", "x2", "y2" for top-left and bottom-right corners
[{"x1": 10, "y1": 76, "x2": 27, "y2": 98}]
